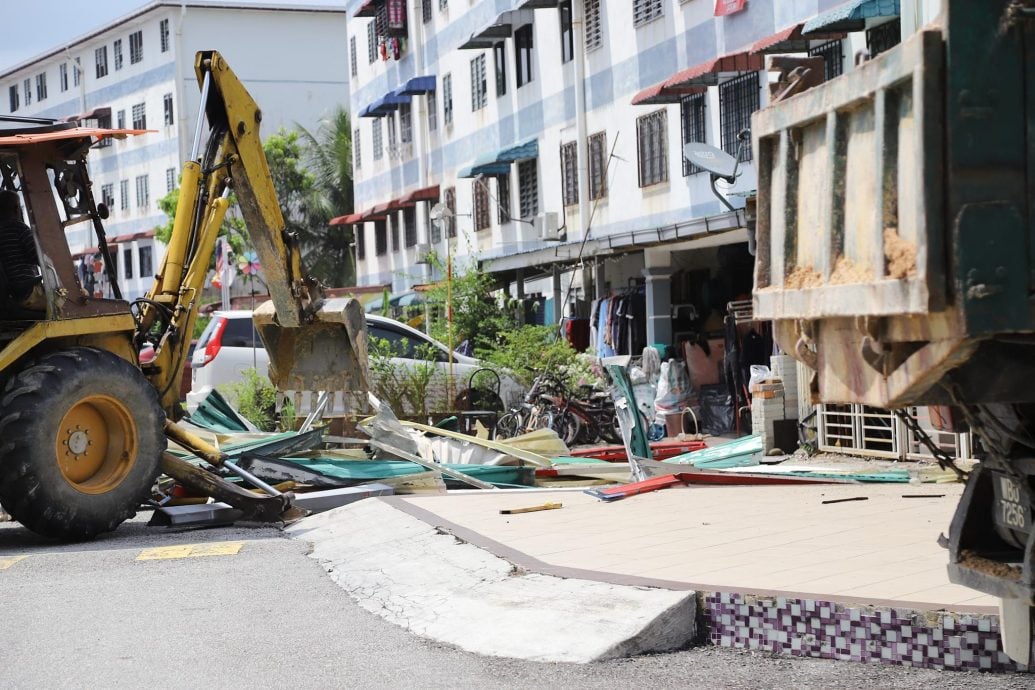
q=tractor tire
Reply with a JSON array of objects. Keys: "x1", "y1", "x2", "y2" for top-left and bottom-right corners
[{"x1": 0, "y1": 347, "x2": 165, "y2": 540}]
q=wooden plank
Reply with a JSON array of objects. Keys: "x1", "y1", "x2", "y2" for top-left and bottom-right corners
[{"x1": 500, "y1": 502, "x2": 562, "y2": 515}]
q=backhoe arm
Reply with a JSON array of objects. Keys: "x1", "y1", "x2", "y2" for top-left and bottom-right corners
[{"x1": 138, "y1": 50, "x2": 368, "y2": 416}]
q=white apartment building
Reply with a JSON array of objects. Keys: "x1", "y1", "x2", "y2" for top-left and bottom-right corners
[
  {"x1": 1, "y1": 0, "x2": 348, "y2": 301},
  {"x1": 344, "y1": 0, "x2": 908, "y2": 353}
]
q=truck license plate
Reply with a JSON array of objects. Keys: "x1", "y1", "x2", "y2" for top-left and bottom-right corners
[{"x1": 993, "y1": 474, "x2": 1031, "y2": 534}]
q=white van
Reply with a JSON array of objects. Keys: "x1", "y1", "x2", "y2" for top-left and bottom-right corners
[{"x1": 186, "y1": 310, "x2": 522, "y2": 414}]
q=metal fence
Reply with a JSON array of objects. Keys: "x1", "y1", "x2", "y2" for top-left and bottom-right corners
[{"x1": 816, "y1": 404, "x2": 973, "y2": 462}]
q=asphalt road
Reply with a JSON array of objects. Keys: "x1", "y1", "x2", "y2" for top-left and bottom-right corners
[{"x1": 0, "y1": 515, "x2": 1030, "y2": 689}]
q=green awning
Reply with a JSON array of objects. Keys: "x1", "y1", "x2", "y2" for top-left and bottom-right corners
[
  {"x1": 497, "y1": 138, "x2": 538, "y2": 162},
  {"x1": 458, "y1": 150, "x2": 512, "y2": 178},
  {"x1": 802, "y1": 0, "x2": 899, "y2": 34},
  {"x1": 459, "y1": 139, "x2": 539, "y2": 177}
]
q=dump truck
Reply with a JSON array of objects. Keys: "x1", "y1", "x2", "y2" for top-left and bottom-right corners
[
  {"x1": 751, "y1": 0, "x2": 1035, "y2": 663},
  {"x1": 0, "y1": 51, "x2": 367, "y2": 540}
]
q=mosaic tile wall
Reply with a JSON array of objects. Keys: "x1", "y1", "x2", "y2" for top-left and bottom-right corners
[{"x1": 703, "y1": 592, "x2": 1028, "y2": 673}]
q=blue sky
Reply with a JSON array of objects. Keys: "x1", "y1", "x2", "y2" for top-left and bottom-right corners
[{"x1": 0, "y1": 1, "x2": 346, "y2": 72}]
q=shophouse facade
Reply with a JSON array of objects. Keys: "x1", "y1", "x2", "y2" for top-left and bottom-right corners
[{"x1": 344, "y1": 0, "x2": 911, "y2": 355}]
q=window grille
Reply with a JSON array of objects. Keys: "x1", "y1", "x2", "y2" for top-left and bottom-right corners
[
  {"x1": 443, "y1": 73, "x2": 453, "y2": 125},
  {"x1": 808, "y1": 40, "x2": 843, "y2": 81},
  {"x1": 560, "y1": 141, "x2": 578, "y2": 206},
  {"x1": 131, "y1": 102, "x2": 146, "y2": 129},
  {"x1": 367, "y1": 22, "x2": 377, "y2": 63},
  {"x1": 35, "y1": 73, "x2": 46, "y2": 101},
  {"x1": 140, "y1": 246, "x2": 153, "y2": 276},
  {"x1": 135, "y1": 174, "x2": 150, "y2": 208},
  {"x1": 588, "y1": 131, "x2": 607, "y2": 200},
  {"x1": 354, "y1": 128, "x2": 362, "y2": 169},
  {"x1": 496, "y1": 174, "x2": 511, "y2": 224},
  {"x1": 163, "y1": 93, "x2": 174, "y2": 125},
  {"x1": 585, "y1": 0, "x2": 602, "y2": 51},
  {"x1": 399, "y1": 103, "x2": 412, "y2": 144},
  {"x1": 494, "y1": 42, "x2": 506, "y2": 97},
  {"x1": 350, "y1": 37, "x2": 358, "y2": 78},
  {"x1": 166, "y1": 167, "x2": 176, "y2": 192},
  {"x1": 22, "y1": 79, "x2": 30, "y2": 106},
  {"x1": 404, "y1": 206, "x2": 418, "y2": 245},
  {"x1": 430, "y1": 207, "x2": 442, "y2": 243},
  {"x1": 95, "y1": 47, "x2": 108, "y2": 79},
  {"x1": 473, "y1": 179, "x2": 490, "y2": 231},
  {"x1": 73, "y1": 58, "x2": 81, "y2": 86},
  {"x1": 427, "y1": 90, "x2": 438, "y2": 131},
  {"x1": 7, "y1": 85, "x2": 17, "y2": 112},
  {"x1": 375, "y1": 220, "x2": 388, "y2": 255},
  {"x1": 518, "y1": 159, "x2": 539, "y2": 219},
  {"x1": 386, "y1": 113, "x2": 397, "y2": 150},
  {"x1": 514, "y1": 24, "x2": 534, "y2": 87},
  {"x1": 113, "y1": 40, "x2": 123, "y2": 70},
  {"x1": 120, "y1": 180, "x2": 129, "y2": 210},
  {"x1": 559, "y1": 1, "x2": 574, "y2": 63},
  {"x1": 356, "y1": 224, "x2": 366, "y2": 260},
  {"x1": 470, "y1": 54, "x2": 487, "y2": 111},
  {"x1": 636, "y1": 109, "x2": 668, "y2": 187},
  {"x1": 390, "y1": 214, "x2": 399, "y2": 251},
  {"x1": 633, "y1": 0, "x2": 664, "y2": 27},
  {"x1": 680, "y1": 93, "x2": 706, "y2": 176},
  {"x1": 117, "y1": 109, "x2": 125, "y2": 129},
  {"x1": 719, "y1": 72, "x2": 759, "y2": 162},
  {"x1": 101, "y1": 183, "x2": 114, "y2": 208},
  {"x1": 160, "y1": 19, "x2": 170, "y2": 52},
  {"x1": 444, "y1": 186, "x2": 457, "y2": 238},
  {"x1": 372, "y1": 119, "x2": 384, "y2": 160},
  {"x1": 59, "y1": 64, "x2": 68, "y2": 92},
  {"x1": 97, "y1": 114, "x2": 112, "y2": 148},
  {"x1": 129, "y1": 30, "x2": 143, "y2": 64},
  {"x1": 866, "y1": 19, "x2": 901, "y2": 57},
  {"x1": 422, "y1": 0, "x2": 432, "y2": 22}
]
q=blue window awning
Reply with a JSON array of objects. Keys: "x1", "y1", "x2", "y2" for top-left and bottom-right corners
[
  {"x1": 459, "y1": 139, "x2": 539, "y2": 178},
  {"x1": 802, "y1": 0, "x2": 899, "y2": 35},
  {"x1": 459, "y1": 151, "x2": 512, "y2": 178},
  {"x1": 397, "y1": 75, "x2": 437, "y2": 95},
  {"x1": 497, "y1": 138, "x2": 538, "y2": 162},
  {"x1": 363, "y1": 91, "x2": 413, "y2": 118}
]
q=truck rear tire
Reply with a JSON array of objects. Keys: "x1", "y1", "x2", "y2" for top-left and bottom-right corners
[{"x1": 0, "y1": 347, "x2": 165, "y2": 540}]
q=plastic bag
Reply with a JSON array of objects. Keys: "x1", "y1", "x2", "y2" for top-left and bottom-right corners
[
  {"x1": 749, "y1": 365, "x2": 772, "y2": 387},
  {"x1": 655, "y1": 360, "x2": 692, "y2": 413}
]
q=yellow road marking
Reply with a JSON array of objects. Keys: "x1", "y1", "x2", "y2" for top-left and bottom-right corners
[
  {"x1": 0, "y1": 555, "x2": 27, "y2": 570},
  {"x1": 136, "y1": 541, "x2": 244, "y2": 561}
]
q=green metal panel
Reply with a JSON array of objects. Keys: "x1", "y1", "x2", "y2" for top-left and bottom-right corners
[{"x1": 947, "y1": 0, "x2": 1033, "y2": 334}]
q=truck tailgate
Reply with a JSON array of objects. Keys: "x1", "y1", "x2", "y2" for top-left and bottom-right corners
[{"x1": 752, "y1": 30, "x2": 945, "y2": 321}]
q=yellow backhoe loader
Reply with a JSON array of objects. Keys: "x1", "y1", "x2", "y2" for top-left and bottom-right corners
[{"x1": 0, "y1": 51, "x2": 367, "y2": 540}]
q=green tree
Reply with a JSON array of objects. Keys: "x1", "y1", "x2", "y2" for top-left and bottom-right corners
[
  {"x1": 299, "y1": 107, "x2": 355, "y2": 287},
  {"x1": 423, "y1": 253, "x2": 516, "y2": 352},
  {"x1": 154, "y1": 187, "x2": 249, "y2": 265}
]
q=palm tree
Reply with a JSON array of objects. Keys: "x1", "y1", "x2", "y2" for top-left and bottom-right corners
[{"x1": 298, "y1": 106, "x2": 355, "y2": 287}]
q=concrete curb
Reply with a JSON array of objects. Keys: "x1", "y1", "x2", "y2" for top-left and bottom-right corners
[{"x1": 286, "y1": 499, "x2": 697, "y2": 663}]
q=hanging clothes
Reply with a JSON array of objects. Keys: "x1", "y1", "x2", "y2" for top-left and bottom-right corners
[{"x1": 597, "y1": 297, "x2": 615, "y2": 357}]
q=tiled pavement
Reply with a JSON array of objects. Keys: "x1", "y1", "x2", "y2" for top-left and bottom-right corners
[{"x1": 381, "y1": 482, "x2": 1026, "y2": 671}]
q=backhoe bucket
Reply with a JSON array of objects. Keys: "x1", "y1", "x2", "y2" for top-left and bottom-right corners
[{"x1": 252, "y1": 297, "x2": 370, "y2": 393}]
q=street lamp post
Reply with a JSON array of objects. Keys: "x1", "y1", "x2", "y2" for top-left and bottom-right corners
[{"x1": 430, "y1": 203, "x2": 455, "y2": 404}]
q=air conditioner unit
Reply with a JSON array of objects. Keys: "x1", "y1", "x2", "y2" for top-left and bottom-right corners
[
  {"x1": 533, "y1": 212, "x2": 561, "y2": 241},
  {"x1": 413, "y1": 243, "x2": 432, "y2": 263}
]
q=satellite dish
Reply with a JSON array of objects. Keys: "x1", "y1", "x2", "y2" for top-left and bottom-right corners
[
  {"x1": 683, "y1": 142, "x2": 739, "y2": 182},
  {"x1": 430, "y1": 202, "x2": 450, "y2": 221}
]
